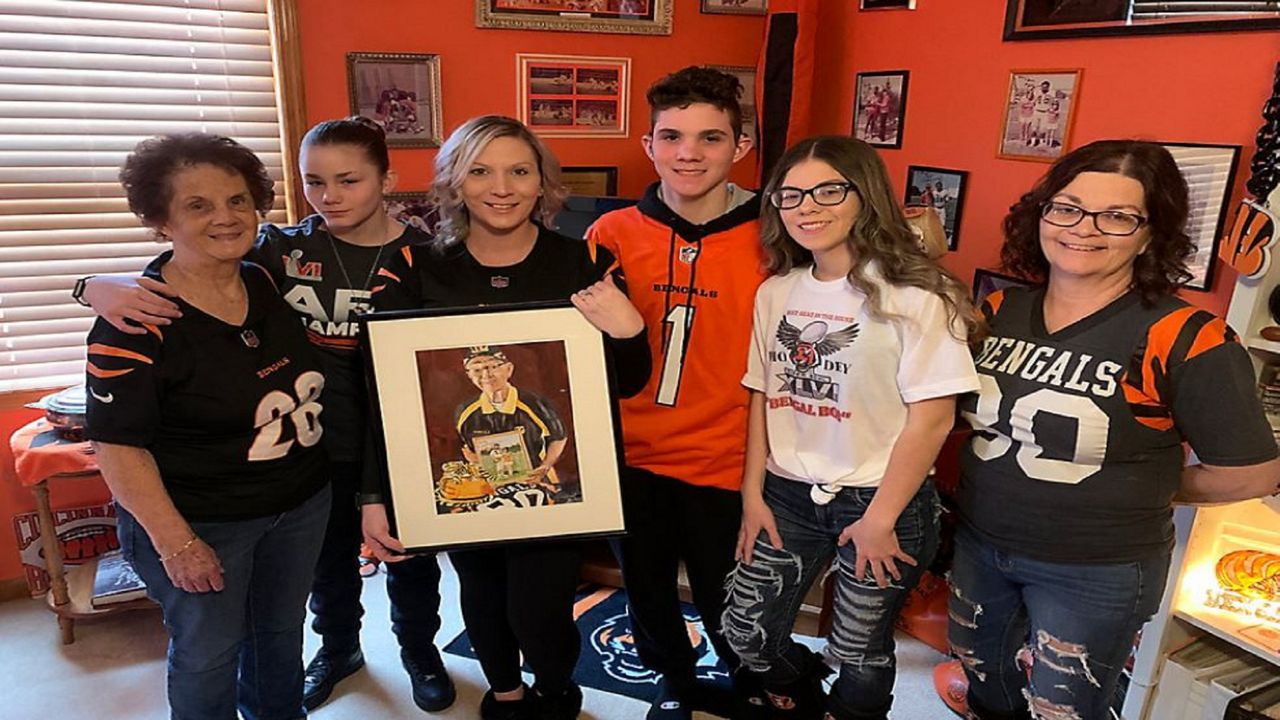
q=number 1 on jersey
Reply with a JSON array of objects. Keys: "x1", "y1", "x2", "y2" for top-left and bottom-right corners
[{"x1": 657, "y1": 305, "x2": 694, "y2": 407}]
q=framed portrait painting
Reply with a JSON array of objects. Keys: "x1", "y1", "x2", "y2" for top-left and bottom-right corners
[
  {"x1": 346, "y1": 52, "x2": 443, "y2": 148},
  {"x1": 518, "y1": 54, "x2": 630, "y2": 138},
  {"x1": 362, "y1": 304, "x2": 624, "y2": 551},
  {"x1": 1004, "y1": 0, "x2": 1280, "y2": 40},
  {"x1": 860, "y1": 0, "x2": 916, "y2": 8},
  {"x1": 561, "y1": 166, "x2": 619, "y2": 196},
  {"x1": 905, "y1": 165, "x2": 968, "y2": 251},
  {"x1": 476, "y1": 0, "x2": 673, "y2": 35},
  {"x1": 701, "y1": 0, "x2": 767, "y2": 15},
  {"x1": 1161, "y1": 142, "x2": 1241, "y2": 292},
  {"x1": 998, "y1": 69, "x2": 1081, "y2": 162},
  {"x1": 853, "y1": 71, "x2": 908, "y2": 150}
]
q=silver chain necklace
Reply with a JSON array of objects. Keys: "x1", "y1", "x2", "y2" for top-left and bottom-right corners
[{"x1": 327, "y1": 233, "x2": 386, "y2": 292}]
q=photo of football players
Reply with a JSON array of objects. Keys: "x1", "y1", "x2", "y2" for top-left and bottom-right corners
[
  {"x1": 999, "y1": 70, "x2": 1081, "y2": 161},
  {"x1": 519, "y1": 54, "x2": 630, "y2": 137},
  {"x1": 346, "y1": 53, "x2": 443, "y2": 148},
  {"x1": 951, "y1": 140, "x2": 1280, "y2": 720},
  {"x1": 413, "y1": 343, "x2": 581, "y2": 515},
  {"x1": 905, "y1": 165, "x2": 969, "y2": 250}
]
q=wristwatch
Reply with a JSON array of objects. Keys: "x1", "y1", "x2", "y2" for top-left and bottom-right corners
[{"x1": 71, "y1": 276, "x2": 95, "y2": 307}]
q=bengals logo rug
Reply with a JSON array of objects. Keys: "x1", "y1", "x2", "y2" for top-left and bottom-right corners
[
  {"x1": 1219, "y1": 198, "x2": 1278, "y2": 279},
  {"x1": 589, "y1": 608, "x2": 728, "y2": 686}
]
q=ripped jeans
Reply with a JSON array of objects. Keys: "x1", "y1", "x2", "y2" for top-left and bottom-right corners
[
  {"x1": 722, "y1": 472, "x2": 939, "y2": 720},
  {"x1": 947, "y1": 527, "x2": 1171, "y2": 720}
]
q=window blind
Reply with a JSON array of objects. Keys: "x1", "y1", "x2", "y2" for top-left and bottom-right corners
[{"x1": 0, "y1": 0, "x2": 290, "y2": 393}]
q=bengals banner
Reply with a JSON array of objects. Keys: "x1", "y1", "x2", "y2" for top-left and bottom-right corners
[{"x1": 757, "y1": 0, "x2": 819, "y2": 183}]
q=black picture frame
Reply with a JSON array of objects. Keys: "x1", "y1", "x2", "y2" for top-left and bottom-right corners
[
  {"x1": 360, "y1": 303, "x2": 625, "y2": 552},
  {"x1": 905, "y1": 165, "x2": 969, "y2": 251},
  {"x1": 853, "y1": 70, "x2": 909, "y2": 150},
  {"x1": 973, "y1": 268, "x2": 1035, "y2": 307},
  {"x1": 1003, "y1": 0, "x2": 1280, "y2": 41},
  {"x1": 1160, "y1": 142, "x2": 1242, "y2": 292}
]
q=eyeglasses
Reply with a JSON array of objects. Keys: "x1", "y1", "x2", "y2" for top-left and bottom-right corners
[
  {"x1": 1040, "y1": 201, "x2": 1147, "y2": 237},
  {"x1": 768, "y1": 182, "x2": 857, "y2": 210}
]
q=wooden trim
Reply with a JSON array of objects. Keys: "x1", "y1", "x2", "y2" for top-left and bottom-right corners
[{"x1": 267, "y1": 0, "x2": 309, "y2": 225}]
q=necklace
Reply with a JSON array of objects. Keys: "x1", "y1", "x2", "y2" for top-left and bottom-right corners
[{"x1": 328, "y1": 232, "x2": 387, "y2": 292}]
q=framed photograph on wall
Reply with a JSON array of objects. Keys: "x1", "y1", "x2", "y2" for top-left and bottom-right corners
[
  {"x1": 347, "y1": 52, "x2": 443, "y2": 148},
  {"x1": 861, "y1": 0, "x2": 916, "y2": 9},
  {"x1": 701, "y1": 0, "x2": 767, "y2": 15},
  {"x1": 1003, "y1": 0, "x2": 1280, "y2": 40},
  {"x1": 997, "y1": 69, "x2": 1081, "y2": 162},
  {"x1": 905, "y1": 166, "x2": 968, "y2": 251},
  {"x1": 973, "y1": 268, "x2": 1035, "y2": 307},
  {"x1": 362, "y1": 304, "x2": 624, "y2": 551},
  {"x1": 518, "y1": 54, "x2": 630, "y2": 138},
  {"x1": 476, "y1": 0, "x2": 672, "y2": 35},
  {"x1": 853, "y1": 71, "x2": 909, "y2": 149},
  {"x1": 1161, "y1": 142, "x2": 1241, "y2": 292},
  {"x1": 561, "y1": 167, "x2": 619, "y2": 196},
  {"x1": 705, "y1": 65, "x2": 758, "y2": 144},
  {"x1": 385, "y1": 192, "x2": 437, "y2": 234}
]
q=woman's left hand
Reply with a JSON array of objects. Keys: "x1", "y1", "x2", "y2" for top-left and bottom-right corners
[
  {"x1": 572, "y1": 275, "x2": 644, "y2": 339},
  {"x1": 837, "y1": 517, "x2": 917, "y2": 588}
]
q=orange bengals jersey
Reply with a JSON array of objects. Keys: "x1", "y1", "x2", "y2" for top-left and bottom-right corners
[{"x1": 587, "y1": 183, "x2": 769, "y2": 491}]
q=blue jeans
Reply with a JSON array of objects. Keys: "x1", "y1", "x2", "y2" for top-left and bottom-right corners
[
  {"x1": 723, "y1": 473, "x2": 940, "y2": 720},
  {"x1": 118, "y1": 485, "x2": 331, "y2": 720},
  {"x1": 947, "y1": 527, "x2": 1171, "y2": 720}
]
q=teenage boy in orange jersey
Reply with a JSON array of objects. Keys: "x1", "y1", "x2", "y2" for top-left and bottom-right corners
[{"x1": 587, "y1": 66, "x2": 770, "y2": 720}]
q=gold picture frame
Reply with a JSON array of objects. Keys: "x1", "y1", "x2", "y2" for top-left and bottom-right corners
[
  {"x1": 346, "y1": 52, "x2": 444, "y2": 149},
  {"x1": 476, "y1": 0, "x2": 672, "y2": 35},
  {"x1": 561, "y1": 167, "x2": 619, "y2": 196},
  {"x1": 996, "y1": 69, "x2": 1082, "y2": 163},
  {"x1": 517, "y1": 54, "x2": 631, "y2": 139}
]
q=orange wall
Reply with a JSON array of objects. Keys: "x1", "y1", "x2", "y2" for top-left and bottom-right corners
[
  {"x1": 296, "y1": 2, "x2": 768, "y2": 199},
  {"x1": 812, "y1": 2, "x2": 1280, "y2": 315}
]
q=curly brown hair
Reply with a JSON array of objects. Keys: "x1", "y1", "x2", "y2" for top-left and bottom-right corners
[
  {"x1": 760, "y1": 136, "x2": 979, "y2": 343},
  {"x1": 119, "y1": 133, "x2": 274, "y2": 230},
  {"x1": 646, "y1": 66, "x2": 744, "y2": 140},
  {"x1": 1001, "y1": 140, "x2": 1192, "y2": 304}
]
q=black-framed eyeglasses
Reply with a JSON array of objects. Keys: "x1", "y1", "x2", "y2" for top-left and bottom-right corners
[
  {"x1": 768, "y1": 182, "x2": 857, "y2": 210},
  {"x1": 1040, "y1": 201, "x2": 1148, "y2": 237}
]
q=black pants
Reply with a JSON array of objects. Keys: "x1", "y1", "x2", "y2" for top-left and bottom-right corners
[
  {"x1": 450, "y1": 540, "x2": 583, "y2": 694},
  {"x1": 308, "y1": 461, "x2": 443, "y2": 655},
  {"x1": 614, "y1": 467, "x2": 743, "y2": 689}
]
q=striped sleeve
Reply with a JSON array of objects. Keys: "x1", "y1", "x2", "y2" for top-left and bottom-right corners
[{"x1": 84, "y1": 318, "x2": 163, "y2": 447}]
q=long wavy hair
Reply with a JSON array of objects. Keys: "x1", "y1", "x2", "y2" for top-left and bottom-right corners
[
  {"x1": 760, "y1": 136, "x2": 978, "y2": 342},
  {"x1": 1001, "y1": 140, "x2": 1192, "y2": 304},
  {"x1": 428, "y1": 115, "x2": 568, "y2": 252}
]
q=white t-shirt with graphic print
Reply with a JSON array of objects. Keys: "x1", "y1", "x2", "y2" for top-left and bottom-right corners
[{"x1": 743, "y1": 266, "x2": 979, "y2": 489}]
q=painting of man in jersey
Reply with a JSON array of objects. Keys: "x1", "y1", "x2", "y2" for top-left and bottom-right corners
[{"x1": 415, "y1": 341, "x2": 581, "y2": 515}]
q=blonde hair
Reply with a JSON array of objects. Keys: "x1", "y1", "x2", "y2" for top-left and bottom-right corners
[
  {"x1": 428, "y1": 115, "x2": 568, "y2": 251},
  {"x1": 760, "y1": 136, "x2": 980, "y2": 343}
]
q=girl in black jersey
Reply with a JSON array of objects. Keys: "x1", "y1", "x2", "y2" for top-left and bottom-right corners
[
  {"x1": 78, "y1": 119, "x2": 455, "y2": 713},
  {"x1": 361, "y1": 115, "x2": 651, "y2": 720},
  {"x1": 950, "y1": 141, "x2": 1280, "y2": 720}
]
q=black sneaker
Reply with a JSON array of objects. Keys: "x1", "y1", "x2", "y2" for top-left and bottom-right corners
[
  {"x1": 647, "y1": 678, "x2": 693, "y2": 720},
  {"x1": 302, "y1": 645, "x2": 365, "y2": 711},
  {"x1": 401, "y1": 646, "x2": 457, "y2": 712},
  {"x1": 534, "y1": 682, "x2": 583, "y2": 720},
  {"x1": 730, "y1": 671, "x2": 772, "y2": 720},
  {"x1": 480, "y1": 686, "x2": 535, "y2": 720}
]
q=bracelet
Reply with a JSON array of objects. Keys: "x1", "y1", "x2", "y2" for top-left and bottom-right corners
[{"x1": 159, "y1": 536, "x2": 198, "y2": 564}]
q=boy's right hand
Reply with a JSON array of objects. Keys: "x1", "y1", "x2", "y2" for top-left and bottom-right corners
[
  {"x1": 83, "y1": 275, "x2": 181, "y2": 334},
  {"x1": 736, "y1": 493, "x2": 783, "y2": 565}
]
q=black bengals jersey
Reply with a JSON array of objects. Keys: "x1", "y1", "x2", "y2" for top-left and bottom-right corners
[
  {"x1": 84, "y1": 252, "x2": 328, "y2": 522},
  {"x1": 957, "y1": 286, "x2": 1277, "y2": 563},
  {"x1": 254, "y1": 216, "x2": 425, "y2": 461}
]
